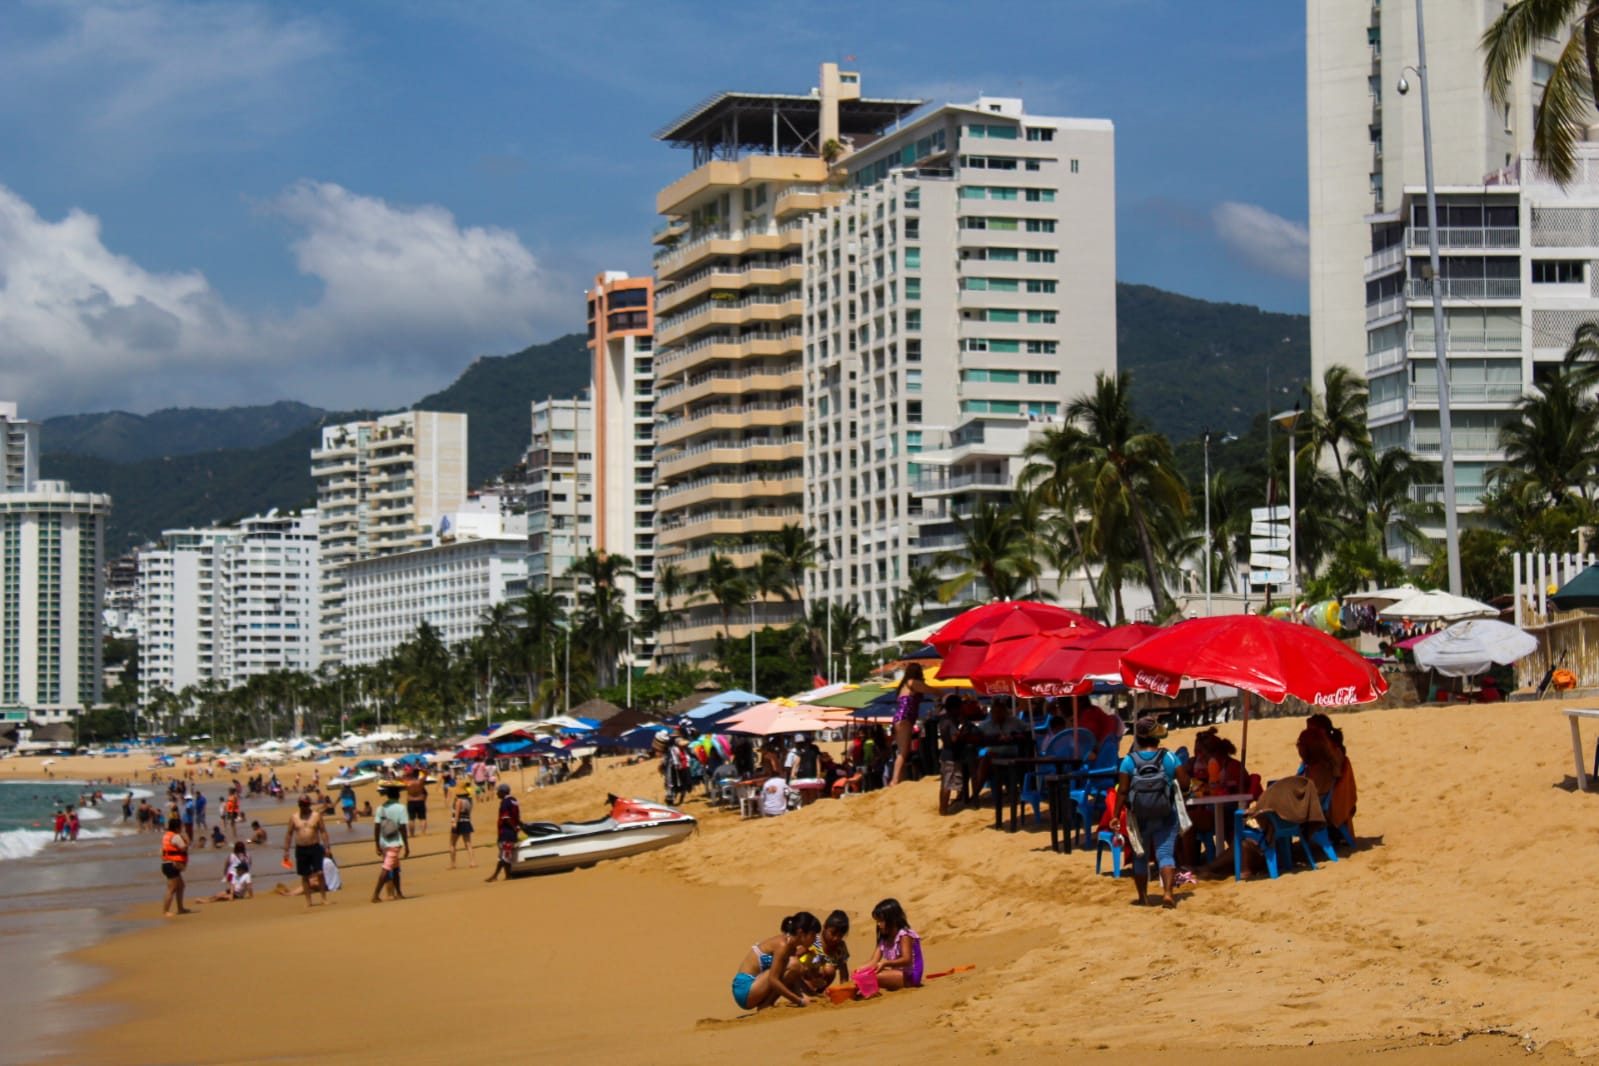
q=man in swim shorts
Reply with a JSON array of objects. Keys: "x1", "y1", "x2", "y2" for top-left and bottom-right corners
[
  {"x1": 283, "y1": 795, "x2": 332, "y2": 908},
  {"x1": 372, "y1": 785, "x2": 410, "y2": 902}
]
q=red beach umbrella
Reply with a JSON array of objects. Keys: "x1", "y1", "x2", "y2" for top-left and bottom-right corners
[
  {"x1": 1117, "y1": 614, "x2": 1386, "y2": 772},
  {"x1": 966, "y1": 627, "x2": 1089, "y2": 697},
  {"x1": 1019, "y1": 623, "x2": 1167, "y2": 697},
  {"x1": 931, "y1": 602, "x2": 1103, "y2": 678}
]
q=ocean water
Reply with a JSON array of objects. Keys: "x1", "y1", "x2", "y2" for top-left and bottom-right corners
[{"x1": 0, "y1": 780, "x2": 134, "y2": 861}]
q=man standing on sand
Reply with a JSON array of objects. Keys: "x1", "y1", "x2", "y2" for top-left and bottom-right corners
[
  {"x1": 161, "y1": 816, "x2": 191, "y2": 917},
  {"x1": 484, "y1": 783, "x2": 520, "y2": 883},
  {"x1": 405, "y1": 772, "x2": 429, "y2": 836},
  {"x1": 282, "y1": 795, "x2": 333, "y2": 908},
  {"x1": 371, "y1": 785, "x2": 409, "y2": 902}
]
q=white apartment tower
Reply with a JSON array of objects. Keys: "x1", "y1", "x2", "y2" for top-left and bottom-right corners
[
  {"x1": 803, "y1": 98, "x2": 1116, "y2": 637},
  {"x1": 526, "y1": 397, "x2": 594, "y2": 605},
  {"x1": 0, "y1": 480, "x2": 110, "y2": 721},
  {"x1": 137, "y1": 510, "x2": 321, "y2": 706},
  {"x1": 0, "y1": 403, "x2": 40, "y2": 492},
  {"x1": 1308, "y1": 0, "x2": 1554, "y2": 383},
  {"x1": 311, "y1": 411, "x2": 468, "y2": 664}
]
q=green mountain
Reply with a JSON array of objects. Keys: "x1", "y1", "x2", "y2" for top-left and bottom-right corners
[
  {"x1": 41, "y1": 334, "x2": 591, "y2": 553},
  {"x1": 41, "y1": 401, "x2": 327, "y2": 462},
  {"x1": 37, "y1": 287, "x2": 1310, "y2": 555},
  {"x1": 1116, "y1": 283, "x2": 1310, "y2": 442}
]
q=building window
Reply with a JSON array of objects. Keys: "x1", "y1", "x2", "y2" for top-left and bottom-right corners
[
  {"x1": 1025, "y1": 279, "x2": 1057, "y2": 294},
  {"x1": 1070, "y1": 159, "x2": 1080, "y2": 173},
  {"x1": 1024, "y1": 188, "x2": 1056, "y2": 202},
  {"x1": 1026, "y1": 128, "x2": 1054, "y2": 142},
  {"x1": 905, "y1": 277, "x2": 921, "y2": 300},
  {"x1": 906, "y1": 369, "x2": 922, "y2": 392},
  {"x1": 987, "y1": 309, "x2": 1020, "y2": 323},
  {"x1": 1026, "y1": 310, "x2": 1057, "y2": 323},
  {"x1": 1026, "y1": 370, "x2": 1058, "y2": 384},
  {"x1": 1025, "y1": 219, "x2": 1056, "y2": 233},
  {"x1": 905, "y1": 309, "x2": 921, "y2": 331},
  {"x1": 1532, "y1": 259, "x2": 1584, "y2": 283},
  {"x1": 1025, "y1": 249, "x2": 1056, "y2": 263},
  {"x1": 1026, "y1": 340, "x2": 1058, "y2": 354},
  {"x1": 905, "y1": 247, "x2": 921, "y2": 269}
]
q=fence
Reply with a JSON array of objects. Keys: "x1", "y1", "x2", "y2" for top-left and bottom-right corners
[{"x1": 1513, "y1": 552, "x2": 1599, "y2": 691}]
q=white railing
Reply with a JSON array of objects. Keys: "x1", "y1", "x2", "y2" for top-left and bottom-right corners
[
  {"x1": 654, "y1": 330, "x2": 803, "y2": 372},
  {"x1": 1363, "y1": 244, "x2": 1405, "y2": 275},
  {"x1": 1366, "y1": 293, "x2": 1405, "y2": 321},
  {"x1": 654, "y1": 365, "x2": 799, "y2": 401},
  {"x1": 654, "y1": 435, "x2": 803, "y2": 467},
  {"x1": 1365, "y1": 344, "x2": 1406, "y2": 373},
  {"x1": 1366, "y1": 396, "x2": 1406, "y2": 421},
  {"x1": 1406, "y1": 330, "x2": 1522, "y2": 353},
  {"x1": 1405, "y1": 226, "x2": 1519, "y2": 249},
  {"x1": 910, "y1": 472, "x2": 1013, "y2": 493},
  {"x1": 657, "y1": 401, "x2": 803, "y2": 431},
  {"x1": 658, "y1": 506, "x2": 803, "y2": 533},
  {"x1": 657, "y1": 471, "x2": 802, "y2": 500},
  {"x1": 1412, "y1": 428, "x2": 1502, "y2": 454},
  {"x1": 1409, "y1": 483, "x2": 1484, "y2": 507},
  {"x1": 1409, "y1": 382, "x2": 1524, "y2": 403},
  {"x1": 656, "y1": 292, "x2": 803, "y2": 335},
  {"x1": 1406, "y1": 277, "x2": 1521, "y2": 300}
]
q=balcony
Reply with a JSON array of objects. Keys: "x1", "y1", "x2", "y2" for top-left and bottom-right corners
[
  {"x1": 655, "y1": 293, "x2": 804, "y2": 345},
  {"x1": 1365, "y1": 395, "x2": 1406, "y2": 422},
  {"x1": 1365, "y1": 344, "x2": 1405, "y2": 374},
  {"x1": 655, "y1": 506, "x2": 804, "y2": 546},
  {"x1": 656, "y1": 155, "x2": 828, "y2": 217},
  {"x1": 1363, "y1": 243, "x2": 1404, "y2": 276},
  {"x1": 654, "y1": 260, "x2": 804, "y2": 314},
  {"x1": 654, "y1": 366, "x2": 803, "y2": 407},
  {"x1": 1366, "y1": 293, "x2": 1405, "y2": 322},
  {"x1": 653, "y1": 221, "x2": 809, "y2": 278},
  {"x1": 1406, "y1": 330, "x2": 1522, "y2": 353},
  {"x1": 655, "y1": 473, "x2": 805, "y2": 508},
  {"x1": 1410, "y1": 483, "x2": 1485, "y2": 507},
  {"x1": 654, "y1": 435, "x2": 803, "y2": 480},
  {"x1": 654, "y1": 330, "x2": 803, "y2": 375},
  {"x1": 1406, "y1": 226, "x2": 1519, "y2": 250},
  {"x1": 910, "y1": 471, "x2": 1014, "y2": 494},
  {"x1": 1409, "y1": 382, "x2": 1524, "y2": 404},
  {"x1": 654, "y1": 401, "x2": 805, "y2": 446},
  {"x1": 1406, "y1": 277, "x2": 1521, "y2": 301}
]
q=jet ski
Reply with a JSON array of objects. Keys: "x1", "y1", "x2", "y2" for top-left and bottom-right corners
[{"x1": 511, "y1": 794, "x2": 695, "y2": 876}]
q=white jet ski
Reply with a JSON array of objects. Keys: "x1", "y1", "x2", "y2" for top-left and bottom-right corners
[{"x1": 511, "y1": 795, "x2": 695, "y2": 876}]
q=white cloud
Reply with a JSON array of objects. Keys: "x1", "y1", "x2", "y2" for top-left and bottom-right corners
[
  {"x1": 0, "y1": 181, "x2": 569, "y2": 416},
  {"x1": 0, "y1": 1, "x2": 338, "y2": 163},
  {"x1": 1211, "y1": 201, "x2": 1310, "y2": 281}
]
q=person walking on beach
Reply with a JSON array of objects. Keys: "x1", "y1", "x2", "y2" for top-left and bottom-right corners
[
  {"x1": 283, "y1": 795, "x2": 332, "y2": 908},
  {"x1": 52, "y1": 809, "x2": 65, "y2": 841},
  {"x1": 1114, "y1": 717, "x2": 1190, "y2": 909},
  {"x1": 448, "y1": 782, "x2": 476, "y2": 869},
  {"x1": 224, "y1": 788, "x2": 242, "y2": 840},
  {"x1": 484, "y1": 783, "x2": 520, "y2": 883},
  {"x1": 123, "y1": 793, "x2": 133, "y2": 823},
  {"x1": 371, "y1": 786, "x2": 409, "y2": 902},
  {"x1": 405, "y1": 772, "x2": 429, "y2": 836},
  {"x1": 68, "y1": 807, "x2": 81, "y2": 841},
  {"x1": 161, "y1": 816, "x2": 192, "y2": 917},
  {"x1": 194, "y1": 790, "x2": 208, "y2": 839}
]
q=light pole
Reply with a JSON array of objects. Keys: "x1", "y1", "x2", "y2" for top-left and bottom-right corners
[
  {"x1": 624, "y1": 624, "x2": 633, "y2": 710},
  {"x1": 1203, "y1": 429, "x2": 1213, "y2": 617},
  {"x1": 1271, "y1": 406, "x2": 1304, "y2": 604},
  {"x1": 1398, "y1": 0, "x2": 1463, "y2": 595},
  {"x1": 749, "y1": 598, "x2": 758, "y2": 695}
]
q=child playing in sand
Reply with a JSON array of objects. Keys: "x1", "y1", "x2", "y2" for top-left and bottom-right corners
[
  {"x1": 798, "y1": 910, "x2": 851, "y2": 992},
  {"x1": 731, "y1": 912, "x2": 820, "y2": 1010},
  {"x1": 864, "y1": 898, "x2": 923, "y2": 991}
]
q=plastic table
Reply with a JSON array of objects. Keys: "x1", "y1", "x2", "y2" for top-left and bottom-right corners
[{"x1": 1563, "y1": 708, "x2": 1599, "y2": 791}]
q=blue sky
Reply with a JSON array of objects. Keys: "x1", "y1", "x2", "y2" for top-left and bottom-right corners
[{"x1": 0, "y1": 0, "x2": 1307, "y2": 417}]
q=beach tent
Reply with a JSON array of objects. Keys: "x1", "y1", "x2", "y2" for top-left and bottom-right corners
[
  {"x1": 1343, "y1": 584, "x2": 1420, "y2": 607},
  {"x1": 1412, "y1": 619, "x2": 1539, "y2": 678},
  {"x1": 890, "y1": 620, "x2": 945, "y2": 644}
]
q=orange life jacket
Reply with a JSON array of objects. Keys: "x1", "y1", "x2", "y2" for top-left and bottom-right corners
[{"x1": 162, "y1": 831, "x2": 187, "y2": 865}]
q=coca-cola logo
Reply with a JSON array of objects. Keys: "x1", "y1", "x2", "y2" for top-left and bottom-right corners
[
  {"x1": 1132, "y1": 669, "x2": 1176, "y2": 694},
  {"x1": 1312, "y1": 685, "x2": 1358, "y2": 706}
]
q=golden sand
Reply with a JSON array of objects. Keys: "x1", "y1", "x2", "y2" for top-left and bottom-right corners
[{"x1": 9, "y1": 697, "x2": 1599, "y2": 1064}]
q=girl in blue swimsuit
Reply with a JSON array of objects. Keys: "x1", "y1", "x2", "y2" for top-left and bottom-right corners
[{"x1": 732, "y1": 912, "x2": 820, "y2": 1010}]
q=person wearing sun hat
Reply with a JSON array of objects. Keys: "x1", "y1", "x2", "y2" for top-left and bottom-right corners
[
  {"x1": 448, "y1": 780, "x2": 476, "y2": 870},
  {"x1": 1114, "y1": 716, "x2": 1189, "y2": 910}
]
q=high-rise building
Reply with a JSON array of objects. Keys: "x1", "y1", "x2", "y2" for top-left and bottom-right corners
[
  {"x1": 0, "y1": 479, "x2": 111, "y2": 721},
  {"x1": 311, "y1": 411, "x2": 468, "y2": 664},
  {"x1": 803, "y1": 97, "x2": 1115, "y2": 637},
  {"x1": 1307, "y1": 0, "x2": 1549, "y2": 384},
  {"x1": 526, "y1": 397, "x2": 593, "y2": 605},
  {"x1": 1366, "y1": 146, "x2": 1599, "y2": 542},
  {"x1": 651, "y1": 62, "x2": 921, "y2": 661},
  {"x1": 587, "y1": 272, "x2": 658, "y2": 663},
  {"x1": 137, "y1": 510, "x2": 320, "y2": 706},
  {"x1": 0, "y1": 402, "x2": 40, "y2": 493},
  {"x1": 342, "y1": 502, "x2": 528, "y2": 665}
]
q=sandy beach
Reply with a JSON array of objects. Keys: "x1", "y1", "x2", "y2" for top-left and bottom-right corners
[{"x1": 5, "y1": 696, "x2": 1598, "y2": 1064}]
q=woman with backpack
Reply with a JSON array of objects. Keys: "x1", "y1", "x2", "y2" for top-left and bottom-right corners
[{"x1": 1114, "y1": 716, "x2": 1189, "y2": 909}]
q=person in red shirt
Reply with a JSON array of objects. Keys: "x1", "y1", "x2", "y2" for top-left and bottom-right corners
[{"x1": 52, "y1": 810, "x2": 66, "y2": 841}]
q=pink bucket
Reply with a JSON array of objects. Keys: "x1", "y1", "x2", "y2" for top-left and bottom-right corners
[{"x1": 852, "y1": 966, "x2": 880, "y2": 998}]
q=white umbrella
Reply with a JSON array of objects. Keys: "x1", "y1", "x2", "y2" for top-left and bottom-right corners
[
  {"x1": 1377, "y1": 589, "x2": 1498, "y2": 622},
  {"x1": 40, "y1": 758, "x2": 55, "y2": 766},
  {"x1": 890, "y1": 620, "x2": 943, "y2": 644},
  {"x1": 1413, "y1": 619, "x2": 1539, "y2": 678},
  {"x1": 1343, "y1": 583, "x2": 1420, "y2": 607}
]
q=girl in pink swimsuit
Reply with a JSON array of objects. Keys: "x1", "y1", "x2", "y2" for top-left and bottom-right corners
[
  {"x1": 866, "y1": 898, "x2": 924, "y2": 990},
  {"x1": 890, "y1": 664, "x2": 935, "y2": 786}
]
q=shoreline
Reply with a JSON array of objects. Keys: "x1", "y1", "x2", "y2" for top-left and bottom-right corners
[{"x1": 7, "y1": 700, "x2": 1599, "y2": 1063}]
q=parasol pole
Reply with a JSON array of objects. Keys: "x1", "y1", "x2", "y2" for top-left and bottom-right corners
[
  {"x1": 1238, "y1": 690, "x2": 1252, "y2": 783},
  {"x1": 1071, "y1": 693, "x2": 1080, "y2": 738}
]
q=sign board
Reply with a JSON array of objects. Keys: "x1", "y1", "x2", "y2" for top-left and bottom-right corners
[
  {"x1": 1249, "y1": 552, "x2": 1290, "y2": 570},
  {"x1": 1249, "y1": 569, "x2": 1290, "y2": 587},
  {"x1": 1250, "y1": 506, "x2": 1289, "y2": 522},
  {"x1": 1250, "y1": 535, "x2": 1289, "y2": 553}
]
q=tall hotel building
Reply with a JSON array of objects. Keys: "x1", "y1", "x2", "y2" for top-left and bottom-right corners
[
  {"x1": 311, "y1": 411, "x2": 468, "y2": 664},
  {"x1": 1310, "y1": 1, "x2": 1585, "y2": 526},
  {"x1": 803, "y1": 98, "x2": 1115, "y2": 637},
  {"x1": 527, "y1": 397, "x2": 594, "y2": 602},
  {"x1": 651, "y1": 63, "x2": 921, "y2": 660}
]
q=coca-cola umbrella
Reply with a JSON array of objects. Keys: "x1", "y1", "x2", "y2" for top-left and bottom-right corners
[
  {"x1": 1117, "y1": 614, "x2": 1387, "y2": 775},
  {"x1": 930, "y1": 602, "x2": 1103, "y2": 678},
  {"x1": 1019, "y1": 623, "x2": 1167, "y2": 698},
  {"x1": 966, "y1": 628, "x2": 1092, "y2": 697}
]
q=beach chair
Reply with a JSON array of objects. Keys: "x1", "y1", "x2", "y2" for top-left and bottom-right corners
[
  {"x1": 1069, "y1": 734, "x2": 1123, "y2": 845},
  {"x1": 831, "y1": 772, "x2": 864, "y2": 798},
  {"x1": 1094, "y1": 792, "x2": 1130, "y2": 878},
  {"x1": 1232, "y1": 809, "x2": 1337, "y2": 880},
  {"x1": 1020, "y1": 729, "x2": 1094, "y2": 825},
  {"x1": 1318, "y1": 786, "x2": 1356, "y2": 851}
]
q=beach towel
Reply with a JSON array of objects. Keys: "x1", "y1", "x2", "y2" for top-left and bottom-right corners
[{"x1": 1243, "y1": 776, "x2": 1324, "y2": 846}]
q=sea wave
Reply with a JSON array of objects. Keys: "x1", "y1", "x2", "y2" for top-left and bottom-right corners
[{"x1": 0, "y1": 827, "x2": 118, "y2": 862}]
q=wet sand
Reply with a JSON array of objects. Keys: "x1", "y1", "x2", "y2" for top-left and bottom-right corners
[{"x1": 7, "y1": 697, "x2": 1599, "y2": 1064}]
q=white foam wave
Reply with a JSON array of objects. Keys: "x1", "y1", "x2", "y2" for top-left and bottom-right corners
[
  {"x1": 0, "y1": 826, "x2": 119, "y2": 862},
  {"x1": 74, "y1": 806, "x2": 105, "y2": 822}
]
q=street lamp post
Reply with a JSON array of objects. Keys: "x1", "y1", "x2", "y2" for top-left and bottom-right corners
[
  {"x1": 1203, "y1": 429, "x2": 1213, "y2": 617},
  {"x1": 1400, "y1": 0, "x2": 1463, "y2": 595},
  {"x1": 749, "y1": 599, "x2": 757, "y2": 695}
]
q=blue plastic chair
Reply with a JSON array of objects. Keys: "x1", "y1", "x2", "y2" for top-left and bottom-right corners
[
  {"x1": 1232, "y1": 809, "x2": 1338, "y2": 880},
  {"x1": 1095, "y1": 828, "x2": 1127, "y2": 877},
  {"x1": 1319, "y1": 786, "x2": 1356, "y2": 850},
  {"x1": 1020, "y1": 729, "x2": 1094, "y2": 824},
  {"x1": 1069, "y1": 734, "x2": 1124, "y2": 844}
]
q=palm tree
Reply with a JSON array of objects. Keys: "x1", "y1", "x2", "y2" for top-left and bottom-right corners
[
  {"x1": 1482, "y1": 3, "x2": 1595, "y2": 185},
  {"x1": 1020, "y1": 422, "x2": 1103, "y2": 599},
  {"x1": 567, "y1": 550, "x2": 636, "y2": 689},
  {"x1": 1493, "y1": 364, "x2": 1599, "y2": 507},
  {"x1": 1307, "y1": 365, "x2": 1369, "y2": 483},
  {"x1": 1066, "y1": 371, "x2": 1189, "y2": 617},
  {"x1": 695, "y1": 552, "x2": 751, "y2": 641},
  {"x1": 512, "y1": 588, "x2": 565, "y2": 713},
  {"x1": 935, "y1": 498, "x2": 1038, "y2": 603},
  {"x1": 1346, "y1": 443, "x2": 1440, "y2": 553},
  {"x1": 760, "y1": 523, "x2": 821, "y2": 605},
  {"x1": 653, "y1": 562, "x2": 687, "y2": 665}
]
